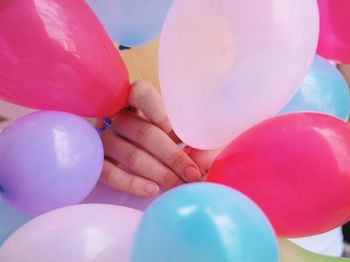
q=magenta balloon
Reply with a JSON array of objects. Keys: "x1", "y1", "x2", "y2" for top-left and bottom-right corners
[
  {"x1": 0, "y1": 0, "x2": 129, "y2": 117},
  {"x1": 159, "y1": 0, "x2": 319, "y2": 149},
  {"x1": 317, "y1": 0, "x2": 350, "y2": 63},
  {"x1": 0, "y1": 204, "x2": 142, "y2": 261},
  {"x1": 83, "y1": 182, "x2": 163, "y2": 211},
  {"x1": 0, "y1": 111, "x2": 103, "y2": 216}
]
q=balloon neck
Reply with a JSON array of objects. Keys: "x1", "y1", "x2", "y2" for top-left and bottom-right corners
[
  {"x1": 119, "y1": 45, "x2": 131, "y2": 51},
  {"x1": 96, "y1": 117, "x2": 112, "y2": 134}
]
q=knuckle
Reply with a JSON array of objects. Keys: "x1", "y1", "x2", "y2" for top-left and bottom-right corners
[
  {"x1": 125, "y1": 176, "x2": 135, "y2": 192},
  {"x1": 135, "y1": 124, "x2": 154, "y2": 141},
  {"x1": 169, "y1": 151, "x2": 185, "y2": 169},
  {"x1": 124, "y1": 148, "x2": 141, "y2": 166}
]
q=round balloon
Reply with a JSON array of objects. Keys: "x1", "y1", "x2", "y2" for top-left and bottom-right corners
[
  {"x1": 317, "y1": 0, "x2": 350, "y2": 63},
  {"x1": 208, "y1": 113, "x2": 350, "y2": 237},
  {"x1": 159, "y1": 0, "x2": 319, "y2": 149},
  {"x1": 0, "y1": 111, "x2": 103, "y2": 215},
  {"x1": 0, "y1": 204, "x2": 142, "y2": 262},
  {"x1": 118, "y1": 37, "x2": 161, "y2": 92},
  {"x1": 279, "y1": 56, "x2": 350, "y2": 121},
  {"x1": 86, "y1": 0, "x2": 173, "y2": 47},
  {"x1": 0, "y1": 0, "x2": 129, "y2": 117},
  {"x1": 279, "y1": 239, "x2": 348, "y2": 262},
  {"x1": 0, "y1": 199, "x2": 32, "y2": 246},
  {"x1": 131, "y1": 183, "x2": 279, "y2": 262}
]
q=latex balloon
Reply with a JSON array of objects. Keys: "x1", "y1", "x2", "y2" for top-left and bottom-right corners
[
  {"x1": 131, "y1": 183, "x2": 279, "y2": 262},
  {"x1": 0, "y1": 204, "x2": 142, "y2": 262},
  {"x1": 0, "y1": 0, "x2": 129, "y2": 117},
  {"x1": 279, "y1": 239, "x2": 349, "y2": 262},
  {"x1": 0, "y1": 199, "x2": 31, "y2": 246},
  {"x1": 279, "y1": 56, "x2": 350, "y2": 121},
  {"x1": 0, "y1": 111, "x2": 103, "y2": 216},
  {"x1": 86, "y1": 0, "x2": 173, "y2": 47},
  {"x1": 118, "y1": 37, "x2": 161, "y2": 92},
  {"x1": 208, "y1": 113, "x2": 350, "y2": 237},
  {"x1": 83, "y1": 182, "x2": 163, "y2": 211},
  {"x1": 317, "y1": 0, "x2": 350, "y2": 63},
  {"x1": 289, "y1": 228, "x2": 344, "y2": 257},
  {"x1": 159, "y1": 0, "x2": 319, "y2": 149}
]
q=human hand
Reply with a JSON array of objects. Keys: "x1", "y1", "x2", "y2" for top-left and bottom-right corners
[
  {"x1": 99, "y1": 81, "x2": 202, "y2": 196},
  {"x1": 185, "y1": 147, "x2": 222, "y2": 180}
]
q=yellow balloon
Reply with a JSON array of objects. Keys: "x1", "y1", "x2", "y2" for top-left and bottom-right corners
[
  {"x1": 117, "y1": 37, "x2": 160, "y2": 92},
  {"x1": 279, "y1": 239, "x2": 349, "y2": 262}
]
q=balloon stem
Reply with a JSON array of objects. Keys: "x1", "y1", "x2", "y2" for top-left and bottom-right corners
[
  {"x1": 119, "y1": 45, "x2": 131, "y2": 51},
  {"x1": 96, "y1": 118, "x2": 112, "y2": 134}
]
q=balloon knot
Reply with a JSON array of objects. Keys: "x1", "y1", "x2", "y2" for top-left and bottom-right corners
[{"x1": 119, "y1": 45, "x2": 131, "y2": 51}]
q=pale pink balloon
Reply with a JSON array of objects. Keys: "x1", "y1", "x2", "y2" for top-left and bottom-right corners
[
  {"x1": 0, "y1": 204, "x2": 142, "y2": 261},
  {"x1": 159, "y1": 0, "x2": 319, "y2": 149}
]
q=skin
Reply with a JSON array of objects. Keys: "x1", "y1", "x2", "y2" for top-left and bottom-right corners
[{"x1": 99, "y1": 81, "x2": 202, "y2": 196}]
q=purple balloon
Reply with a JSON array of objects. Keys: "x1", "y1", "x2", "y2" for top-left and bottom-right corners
[{"x1": 0, "y1": 111, "x2": 103, "y2": 215}]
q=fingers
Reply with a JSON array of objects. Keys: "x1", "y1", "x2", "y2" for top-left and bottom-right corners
[
  {"x1": 186, "y1": 147, "x2": 223, "y2": 176},
  {"x1": 129, "y1": 81, "x2": 172, "y2": 133},
  {"x1": 100, "y1": 160, "x2": 160, "y2": 196},
  {"x1": 111, "y1": 112, "x2": 202, "y2": 182},
  {"x1": 102, "y1": 129, "x2": 185, "y2": 190}
]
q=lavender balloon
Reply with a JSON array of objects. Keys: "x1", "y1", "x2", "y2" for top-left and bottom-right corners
[{"x1": 0, "y1": 111, "x2": 103, "y2": 216}]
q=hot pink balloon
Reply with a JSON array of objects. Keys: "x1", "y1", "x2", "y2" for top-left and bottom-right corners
[
  {"x1": 317, "y1": 0, "x2": 350, "y2": 63},
  {"x1": 0, "y1": 0, "x2": 129, "y2": 117},
  {"x1": 159, "y1": 0, "x2": 319, "y2": 149},
  {"x1": 0, "y1": 204, "x2": 142, "y2": 261},
  {"x1": 208, "y1": 113, "x2": 350, "y2": 237}
]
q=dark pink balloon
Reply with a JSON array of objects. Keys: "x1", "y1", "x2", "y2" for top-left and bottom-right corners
[
  {"x1": 208, "y1": 113, "x2": 350, "y2": 237},
  {"x1": 0, "y1": 0, "x2": 129, "y2": 117},
  {"x1": 317, "y1": 0, "x2": 350, "y2": 63}
]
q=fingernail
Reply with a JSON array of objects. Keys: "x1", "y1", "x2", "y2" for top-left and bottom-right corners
[
  {"x1": 144, "y1": 183, "x2": 159, "y2": 195},
  {"x1": 184, "y1": 166, "x2": 201, "y2": 182}
]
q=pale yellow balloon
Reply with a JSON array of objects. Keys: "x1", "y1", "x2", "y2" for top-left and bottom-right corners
[
  {"x1": 279, "y1": 239, "x2": 348, "y2": 262},
  {"x1": 117, "y1": 37, "x2": 160, "y2": 92}
]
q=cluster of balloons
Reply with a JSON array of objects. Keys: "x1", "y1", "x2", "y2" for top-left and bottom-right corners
[{"x1": 1, "y1": 0, "x2": 350, "y2": 261}]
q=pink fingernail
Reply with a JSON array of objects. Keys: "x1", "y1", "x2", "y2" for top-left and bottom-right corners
[
  {"x1": 144, "y1": 183, "x2": 159, "y2": 195},
  {"x1": 184, "y1": 166, "x2": 201, "y2": 182}
]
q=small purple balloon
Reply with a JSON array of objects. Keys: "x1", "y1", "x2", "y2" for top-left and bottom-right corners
[{"x1": 0, "y1": 111, "x2": 103, "y2": 215}]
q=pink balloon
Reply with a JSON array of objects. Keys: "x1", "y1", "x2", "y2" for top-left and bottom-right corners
[
  {"x1": 83, "y1": 182, "x2": 163, "y2": 211},
  {"x1": 317, "y1": 0, "x2": 350, "y2": 63},
  {"x1": 159, "y1": 0, "x2": 319, "y2": 149},
  {"x1": 0, "y1": 0, "x2": 129, "y2": 117},
  {"x1": 208, "y1": 113, "x2": 350, "y2": 237},
  {"x1": 0, "y1": 204, "x2": 142, "y2": 261}
]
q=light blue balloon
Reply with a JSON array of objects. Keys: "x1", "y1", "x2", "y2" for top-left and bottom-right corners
[
  {"x1": 279, "y1": 55, "x2": 350, "y2": 121},
  {"x1": 0, "y1": 198, "x2": 32, "y2": 246},
  {"x1": 85, "y1": 0, "x2": 173, "y2": 47},
  {"x1": 131, "y1": 183, "x2": 279, "y2": 262}
]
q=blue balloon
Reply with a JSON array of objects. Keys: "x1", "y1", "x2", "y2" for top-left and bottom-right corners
[
  {"x1": 131, "y1": 183, "x2": 278, "y2": 262},
  {"x1": 85, "y1": 0, "x2": 173, "y2": 47},
  {"x1": 279, "y1": 55, "x2": 350, "y2": 121},
  {"x1": 0, "y1": 199, "x2": 31, "y2": 246}
]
